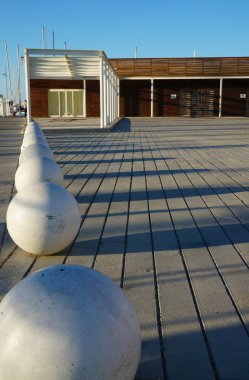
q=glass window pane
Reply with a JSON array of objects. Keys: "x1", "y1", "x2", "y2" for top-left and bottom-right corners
[
  {"x1": 67, "y1": 91, "x2": 73, "y2": 115},
  {"x1": 60, "y1": 92, "x2": 66, "y2": 115},
  {"x1": 74, "y1": 91, "x2": 83, "y2": 116},
  {"x1": 48, "y1": 91, "x2": 59, "y2": 116}
]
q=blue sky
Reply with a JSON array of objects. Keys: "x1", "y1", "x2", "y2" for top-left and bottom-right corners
[{"x1": 1, "y1": 0, "x2": 249, "y2": 100}]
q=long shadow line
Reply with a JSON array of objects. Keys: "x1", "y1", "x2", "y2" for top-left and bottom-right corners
[
  {"x1": 63, "y1": 130, "x2": 130, "y2": 264},
  {"x1": 177, "y1": 143, "x2": 249, "y2": 237},
  {"x1": 146, "y1": 128, "x2": 220, "y2": 379},
  {"x1": 152, "y1": 132, "x2": 249, "y2": 342}
]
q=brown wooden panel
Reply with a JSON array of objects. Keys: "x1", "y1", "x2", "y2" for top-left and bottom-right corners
[
  {"x1": 222, "y1": 79, "x2": 249, "y2": 116},
  {"x1": 110, "y1": 57, "x2": 249, "y2": 78},
  {"x1": 203, "y1": 59, "x2": 221, "y2": 75},
  {"x1": 152, "y1": 59, "x2": 169, "y2": 76},
  {"x1": 30, "y1": 87, "x2": 45, "y2": 117},
  {"x1": 30, "y1": 79, "x2": 83, "y2": 90},
  {"x1": 134, "y1": 59, "x2": 152, "y2": 76},
  {"x1": 86, "y1": 80, "x2": 100, "y2": 117},
  {"x1": 120, "y1": 80, "x2": 151, "y2": 117},
  {"x1": 238, "y1": 58, "x2": 249, "y2": 75},
  {"x1": 30, "y1": 79, "x2": 84, "y2": 117},
  {"x1": 154, "y1": 80, "x2": 180, "y2": 116},
  {"x1": 153, "y1": 79, "x2": 220, "y2": 117}
]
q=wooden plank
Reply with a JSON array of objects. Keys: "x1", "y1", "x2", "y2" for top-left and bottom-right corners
[
  {"x1": 124, "y1": 149, "x2": 164, "y2": 379},
  {"x1": 142, "y1": 142, "x2": 215, "y2": 379}
]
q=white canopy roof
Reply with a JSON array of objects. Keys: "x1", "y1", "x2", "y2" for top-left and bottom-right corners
[
  {"x1": 27, "y1": 49, "x2": 113, "y2": 80},
  {"x1": 24, "y1": 49, "x2": 120, "y2": 128}
]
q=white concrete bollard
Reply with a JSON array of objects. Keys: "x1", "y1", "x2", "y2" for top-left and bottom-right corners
[
  {"x1": 15, "y1": 156, "x2": 64, "y2": 192},
  {"x1": 7, "y1": 182, "x2": 81, "y2": 255},
  {"x1": 0, "y1": 265, "x2": 141, "y2": 380},
  {"x1": 25, "y1": 121, "x2": 43, "y2": 134},
  {"x1": 21, "y1": 134, "x2": 48, "y2": 152},
  {"x1": 19, "y1": 143, "x2": 54, "y2": 165},
  {"x1": 24, "y1": 128, "x2": 45, "y2": 139}
]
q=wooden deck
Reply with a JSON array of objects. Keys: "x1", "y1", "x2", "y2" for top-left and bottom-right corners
[{"x1": 1, "y1": 117, "x2": 249, "y2": 379}]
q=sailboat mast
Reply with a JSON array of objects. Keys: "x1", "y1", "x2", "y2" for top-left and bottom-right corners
[
  {"x1": 17, "y1": 44, "x2": 21, "y2": 104},
  {"x1": 42, "y1": 26, "x2": 46, "y2": 49},
  {"x1": 5, "y1": 40, "x2": 13, "y2": 100}
]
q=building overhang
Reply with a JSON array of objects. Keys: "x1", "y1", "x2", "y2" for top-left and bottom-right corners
[
  {"x1": 24, "y1": 49, "x2": 120, "y2": 127},
  {"x1": 26, "y1": 49, "x2": 114, "y2": 80}
]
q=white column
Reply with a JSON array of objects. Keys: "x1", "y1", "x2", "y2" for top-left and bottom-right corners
[
  {"x1": 219, "y1": 78, "x2": 223, "y2": 118},
  {"x1": 106, "y1": 66, "x2": 110, "y2": 125},
  {"x1": 103, "y1": 61, "x2": 107, "y2": 127},
  {"x1": 151, "y1": 79, "x2": 154, "y2": 118},
  {"x1": 24, "y1": 49, "x2": 32, "y2": 123},
  {"x1": 99, "y1": 55, "x2": 104, "y2": 128},
  {"x1": 111, "y1": 71, "x2": 114, "y2": 122},
  {"x1": 115, "y1": 77, "x2": 118, "y2": 119},
  {"x1": 83, "y1": 80, "x2": 86, "y2": 117},
  {"x1": 117, "y1": 78, "x2": 120, "y2": 118}
]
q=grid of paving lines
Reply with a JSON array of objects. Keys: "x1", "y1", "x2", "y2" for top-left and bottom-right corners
[{"x1": 2, "y1": 118, "x2": 249, "y2": 379}]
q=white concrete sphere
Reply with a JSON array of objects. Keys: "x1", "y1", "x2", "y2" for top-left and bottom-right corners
[
  {"x1": 26, "y1": 121, "x2": 42, "y2": 133},
  {"x1": 15, "y1": 157, "x2": 64, "y2": 192},
  {"x1": 0, "y1": 265, "x2": 141, "y2": 380},
  {"x1": 24, "y1": 128, "x2": 45, "y2": 139},
  {"x1": 21, "y1": 134, "x2": 48, "y2": 152},
  {"x1": 27, "y1": 121, "x2": 38, "y2": 128},
  {"x1": 19, "y1": 143, "x2": 54, "y2": 165},
  {"x1": 22, "y1": 134, "x2": 46, "y2": 147},
  {"x1": 6, "y1": 182, "x2": 81, "y2": 255}
]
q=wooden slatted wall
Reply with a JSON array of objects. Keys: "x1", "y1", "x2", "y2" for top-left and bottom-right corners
[
  {"x1": 111, "y1": 57, "x2": 249, "y2": 78},
  {"x1": 85, "y1": 80, "x2": 100, "y2": 117},
  {"x1": 222, "y1": 79, "x2": 249, "y2": 116},
  {"x1": 153, "y1": 79, "x2": 220, "y2": 117},
  {"x1": 119, "y1": 80, "x2": 151, "y2": 117}
]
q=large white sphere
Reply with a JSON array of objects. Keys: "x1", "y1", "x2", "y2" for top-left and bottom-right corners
[
  {"x1": 6, "y1": 182, "x2": 81, "y2": 255},
  {"x1": 19, "y1": 143, "x2": 54, "y2": 165},
  {"x1": 15, "y1": 157, "x2": 64, "y2": 192},
  {"x1": 0, "y1": 265, "x2": 141, "y2": 380},
  {"x1": 21, "y1": 134, "x2": 48, "y2": 152}
]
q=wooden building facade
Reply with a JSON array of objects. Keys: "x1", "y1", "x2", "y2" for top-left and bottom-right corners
[
  {"x1": 27, "y1": 52, "x2": 249, "y2": 120},
  {"x1": 111, "y1": 57, "x2": 249, "y2": 118}
]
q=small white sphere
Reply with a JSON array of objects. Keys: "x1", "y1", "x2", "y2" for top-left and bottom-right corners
[
  {"x1": 7, "y1": 182, "x2": 81, "y2": 255},
  {"x1": 0, "y1": 265, "x2": 141, "y2": 380},
  {"x1": 19, "y1": 143, "x2": 54, "y2": 165},
  {"x1": 21, "y1": 134, "x2": 48, "y2": 152},
  {"x1": 15, "y1": 157, "x2": 64, "y2": 192}
]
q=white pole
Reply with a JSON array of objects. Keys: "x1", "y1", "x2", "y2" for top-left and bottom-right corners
[
  {"x1": 151, "y1": 79, "x2": 154, "y2": 118},
  {"x1": 52, "y1": 31, "x2": 55, "y2": 50},
  {"x1": 5, "y1": 40, "x2": 13, "y2": 100},
  {"x1": 114, "y1": 76, "x2": 117, "y2": 120},
  {"x1": 17, "y1": 44, "x2": 21, "y2": 104},
  {"x1": 103, "y1": 61, "x2": 107, "y2": 126},
  {"x1": 112, "y1": 75, "x2": 115, "y2": 122},
  {"x1": 83, "y1": 80, "x2": 86, "y2": 118},
  {"x1": 100, "y1": 55, "x2": 104, "y2": 128},
  {"x1": 42, "y1": 26, "x2": 46, "y2": 49},
  {"x1": 219, "y1": 78, "x2": 223, "y2": 118},
  {"x1": 111, "y1": 71, "x2": 113, "y2": 122},
  {"x1": 24, "y1": 49, "x2": 31, "y2": 123},
  {"x1": 117, "y1": 78, "x2": 120, "y2": 118},
  {"x1": 105, "y1": 64, "x2": 109, "y2": 125},
  {"x1": 2, "y1": 68, "x2": 8, "y2": 100}
]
